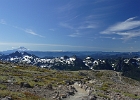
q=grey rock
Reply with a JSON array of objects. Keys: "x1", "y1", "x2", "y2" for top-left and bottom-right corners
[
  {"x1": 1, "y1": 96, "x2": 12, "y2": 100},
  {"x1": 20, "y1": 82, "x2": 32, "y2": 88}
]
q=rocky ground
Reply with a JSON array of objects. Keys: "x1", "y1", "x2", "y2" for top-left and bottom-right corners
[{"x1": 0, "y1": 62, "x2": 140, "y2": 100}]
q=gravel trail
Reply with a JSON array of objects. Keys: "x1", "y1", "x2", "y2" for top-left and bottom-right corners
[{"x1": 64, "y1": 83, "x2": 89, "y2": 100}]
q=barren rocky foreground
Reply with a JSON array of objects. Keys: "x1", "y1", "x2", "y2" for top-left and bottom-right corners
[{"x1": 0, "y1": 62, "x2": 140, "y2": 100}]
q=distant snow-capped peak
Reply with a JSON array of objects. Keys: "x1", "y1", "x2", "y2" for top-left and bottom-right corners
[{"x1": 17, "y1": 47, "x2": 29, "y2": 51}]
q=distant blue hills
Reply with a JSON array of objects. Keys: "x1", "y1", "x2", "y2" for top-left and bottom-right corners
[{"x1": 0, "y1": 47, "x2": 140, "y2": 59}]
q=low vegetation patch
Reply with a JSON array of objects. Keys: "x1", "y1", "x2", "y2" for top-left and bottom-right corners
[
  {"x1": 97, "y1": 93, "x2": 110, "y2": 99},
  {"x1": 123, "y1": 92, "x2": 140, "y2": 99},
  {"x1": 0, "y1": 84, "x2": 7, "y2": 90}
]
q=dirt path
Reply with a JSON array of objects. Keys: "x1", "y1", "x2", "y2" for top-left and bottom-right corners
[
  {"x1": 116, "y1": 72, "x2": 124, "y2": 84},
  {"x1": 63, "y1": 83, "x2": 89, "y2": 100}
]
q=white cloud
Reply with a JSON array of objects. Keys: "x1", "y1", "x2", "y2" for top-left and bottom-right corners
[
  {"x1": 65, "y1": 15, "x2": 79, "y2": 22},
  {"x1": 49, "y1": 29, "x2": 55, "y2": 31},
  {"x1": 60, "y1": 22, "x2": 74, "y2": 29},
  {"x1": 13, "y1": 27, "x2": 45, "y2": 38},
  {"x1": 117, "y1": 30, "x2": 140, "y2": 40},
  {"x1": 99, "y1": 36, "x2": 123, "y2": 40},
  {"x1": 78, "y1": 24, "x2": 97, "y2": 29},
  {"x1": 0, "y1": 19, "x2": 45, "y2": 38},
  {"x1": 60, "y1": 21, "x2": 98, "y2": 38},
  {"x1": 57, "y1": 2, "x2": 74, "y2": 13},
  {"x1": 68, "y1": 33, "x2": 80, "y2": 37},
  {"x1": 101, "y1": 17, "x2": 140, "y2": 40},
  {"x1": 125, "y1": 16, "x2": 137, "y2": 22},
  {"x1": 24, "y1": 29, "x2": 45, "y2": 38},
  {"x1": 57, "y1": 1, "x2": 83, "y2": 13},
  {"x1": 0, "y1": 19, "x2": 6, "y2": 25},
  {"x1": 68, "y1": 30, "x2": 81, "y2": 37},
  {"x1": 25, "y1": 29, "x2": 37, "y2": 35}
]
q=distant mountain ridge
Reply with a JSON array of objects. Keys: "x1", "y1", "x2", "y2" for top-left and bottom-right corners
[
  {"x1": 0, "y1": 51, "x2": 89, "y2": 70},
  {"x1": 1, "y1": 47, "x2": 140, "y2": 59},
  {"x1": 0, "y1": 50, "x2": 140, "y2": 70},
  {"x1": 0, "y1": 51, "x2": 39, "y2": 64},
  {"x1": 1, "y1": 49, "x2": 140, "y2": 81}
]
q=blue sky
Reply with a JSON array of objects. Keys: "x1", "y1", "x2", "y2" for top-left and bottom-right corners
[{"x1": 0, "y1": 0, "x2": 140, "y2": 52}]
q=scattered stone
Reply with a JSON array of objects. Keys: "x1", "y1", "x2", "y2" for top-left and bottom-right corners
[
  {"x1": 52, "y1": 92, "x2": 59, "y2": 99},
  {"x1": 1, "y1": 96, "x2": 12, "y2": 100},
  {"x1": 33, "y1": 78, "x2": 39, "y2": 82},
  {"x1": 68, "y1": 90, "x2": 75, "y2": 95},
  {"x1": 7, "y1": 80, "x2": 12, "y2": 83},
  {"x1": 60, "y1": 94, "x2": 67, "y2": 98},
  {"x1": 78, "y1": 72, "x2": 87, "y2": 76},
  {"x1": 46, "y1": 84, "x2": 53, "y2": 90},
  {"x1": 64, "y1": 80, "x2": 74, "y2": 85},
  {"x1": 20, "y1": 82, "x2": 32, "y2": 88},
  {"x1": 89, "y1": 95, "x2": 97, "y2": 100}
]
